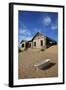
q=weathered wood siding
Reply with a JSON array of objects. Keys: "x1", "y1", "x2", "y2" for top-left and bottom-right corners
[{"x1": 32, "y1": 35, "x2": 46, "y2": 49}]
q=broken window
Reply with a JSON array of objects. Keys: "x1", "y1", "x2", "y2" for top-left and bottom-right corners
[
  {"x1": 34, "y1": 42, "x2": 36, "y2": 46},
  {"x1": 22, "y1": 44, "x2": 24, "y2": 47},
  {"x1": 41, "y1": 40, "x2": 43, "y2": 46}
]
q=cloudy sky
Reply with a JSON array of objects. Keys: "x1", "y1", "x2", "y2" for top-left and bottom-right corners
[{"x1": 18, "y1": 11, "x2": 58, "y2": 46}]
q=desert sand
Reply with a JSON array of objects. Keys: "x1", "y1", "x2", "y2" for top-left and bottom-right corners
[{"x1": 18, "y1": 45, "x2": 58, "y2": 79}]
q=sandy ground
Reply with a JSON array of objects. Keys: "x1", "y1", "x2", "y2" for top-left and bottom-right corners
[{"x1": 18, "y1": 45, "x2": 58, "y2": 79}]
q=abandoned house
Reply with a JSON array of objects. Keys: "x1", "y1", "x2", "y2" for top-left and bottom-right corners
[{"x1": 20, "y1": 32, "x2": 57, "y2": 51}]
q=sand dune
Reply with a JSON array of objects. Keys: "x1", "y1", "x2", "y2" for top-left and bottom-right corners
[{"x1": 18, "y1": 45, "x2": 58, "y2": 79}]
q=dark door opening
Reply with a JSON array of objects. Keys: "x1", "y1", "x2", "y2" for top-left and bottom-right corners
[
  {"x1": 26, "y1": 42, "x2": 31, "y2": 49},
  {"x1": 34, "y1": 42, "x2": 36, "y2": 46},
  {"x1": 41, "y1": 40, "x2": 43, "y2": 46}
]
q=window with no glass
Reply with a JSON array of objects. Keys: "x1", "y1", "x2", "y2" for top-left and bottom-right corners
[
  {"x1": 22, "y1": 44, "x2": 24, "y2": 47},
  {"x1": 34, "y1": 42, "x2": 36, "y2": 46},
  {"x1": 41, "y1": 40, "x2": 43, "y2": 46}
]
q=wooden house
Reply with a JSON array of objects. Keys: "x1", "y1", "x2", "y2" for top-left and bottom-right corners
[{"x1": 20, "y1": 32, "x2": 57, "y2": 51}]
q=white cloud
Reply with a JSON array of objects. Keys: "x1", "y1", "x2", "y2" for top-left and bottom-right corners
[
  {"x1": 19, "y1": 21, "x2": 26, "y2": 29},
  {"x1": 51, "y1": 21, "x2": 58, "y2": 30},
  {"x1": 24, "y1": 36, "x2": 32, "y2": 41},
  {"x1": 19, "y1": 35, "x2": 32, "y2": 41},
  {"x1": 19, "y1": 29, "x2": 26, "y2": 35},
  {"x1": 43, "y1": 16, "x2": 52, "y2": 26},
  {"x1": 19, "y1": 28, "x2": 32, "y2": 41},
  {"x1": 19, "y1": 28, "x2": 32, "y2": 36},
  {"x1": 51, "y1": 25, "x2": 57, "y2": 30}
]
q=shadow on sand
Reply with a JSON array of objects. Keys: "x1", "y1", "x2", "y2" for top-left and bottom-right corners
[{"x1": 40, "y1": 63, "x2": 56, "y2": 70}]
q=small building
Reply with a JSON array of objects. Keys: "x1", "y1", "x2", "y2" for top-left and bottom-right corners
[
  {"x1": 20, "y1": 32, "x2": 57, "y2": 51},
  {"x1": 20, "y1": 40, "x2": 27, "y2": 51}
]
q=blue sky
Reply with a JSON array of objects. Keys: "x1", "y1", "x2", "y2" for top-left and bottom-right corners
[{"x1": 18, "y1": 11, "x2": 58, "y2": 46}]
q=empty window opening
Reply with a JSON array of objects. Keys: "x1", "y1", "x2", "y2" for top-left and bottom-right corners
[
  {"x1": 41, "y1": 40, "x2": 43, "y2": 46},
  {"x1": 34, "y1": 42, "x2": 36, "y2": 46}
]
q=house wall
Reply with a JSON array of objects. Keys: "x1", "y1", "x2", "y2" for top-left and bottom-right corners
[
  {"x1": 21, "y1": 42, "x2": 26, "y2": 50},
  {"x1": 32, "y1": 35, "x2": 46, "y2": 49},
  {"x1": 21, "y1": 34, "x2": 46, "y2": 50},
  {"x1": 29, "y1": 42, "x2": 33, "y2": 48}
]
